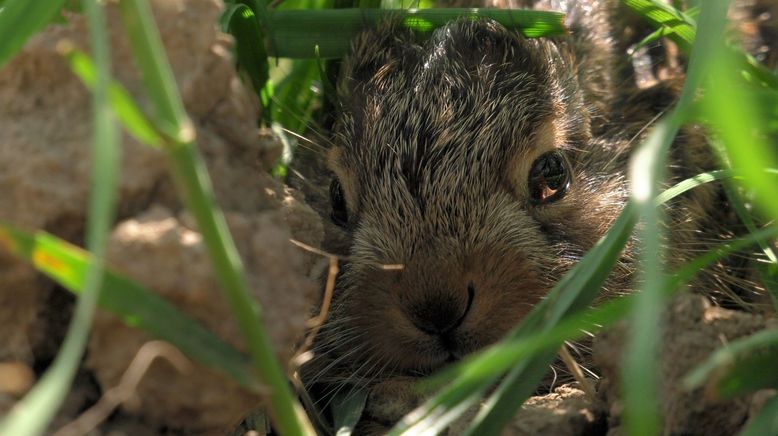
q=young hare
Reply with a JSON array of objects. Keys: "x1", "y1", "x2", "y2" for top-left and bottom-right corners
[{"x1": 296, "y1": 0, "x2": 773, "y2": 431}]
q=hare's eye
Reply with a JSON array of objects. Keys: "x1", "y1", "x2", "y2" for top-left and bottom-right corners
[
  {"x1": 528, "y1": 151, "x2": 571, "y2": 205},
  {"x1": 329, "y1": 179, "x2": 349, "y2": 227}
]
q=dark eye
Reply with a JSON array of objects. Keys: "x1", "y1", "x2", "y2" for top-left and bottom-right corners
[
  {"x1": 528, "y1": 151, "x2": 571, "y2": 205},
  {"x1": 329, "y1": 179, "x2": 349, "y2": 227}
]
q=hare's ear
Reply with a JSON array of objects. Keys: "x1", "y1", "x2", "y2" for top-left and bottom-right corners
[{"x1": 337, "y1": 20, "x2": 420, "y2": 109}]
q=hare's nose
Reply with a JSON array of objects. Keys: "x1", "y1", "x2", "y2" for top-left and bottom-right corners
[{"x1": 409, "y1": 283, "x2": 474, "y2": 335}]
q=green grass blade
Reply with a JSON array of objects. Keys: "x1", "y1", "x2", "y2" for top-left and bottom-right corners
[
  {"x1": 0, "y1": 224, "x2": 258, "y2": 389},
  {"x1": 721, "y1": 180, "x2": 778, "y2": 302},
  {"x1": 224, "y1": 0, "x2": 270, "y2": 43},
  {"x1": 758, "y1": 263, "x2": 778, "y2": 312},
  {"x1": 117, "y1": 1, "x2": 311, "y2": 432},
  {"x1": 621, "y1": 1, "x2": 726, "y2": 435},
  {"x1": 220, "y1": 3, "x2": 272, "y2": 120},
  {"x1": 704, "y1": 60, "x2": 778, "y2": 228},
  {"x1": 117, "y1": 0, "x2": 191, "y2": 142},
  {"x1": 620, "y1": 2, "x2": 730, "y2": 434},
  {"x1": 271, "y1": 60, "x2": 320, "y2": 134},
  {"x1": 621, "y1": 0, "x2": 778, "y2": 90},
  {"x1": 621, "y1": 0, "x2": 695, "y2": 50},
  {"x1": 332, "y1": 388, "x2": 368, "y2": 436},
  {"x1": 684, "y1": 328, "x2": 778, "y2": 398},
  {"x1": 267, "y1": 8, "x2": 566, "y2": 59},
  {"x1": 654, "y1": 169, "x2": 731, "y2": 205},
  {"x1": 0, "y1": 1, "x2": 117, "y2": 435},
  {"x1": 738, "y1": 394, "x2": 778, "y2": 436},
  {"x1": 462, "y1": 206, "x2": 637, "y2": 434},
  {"x1": 629, "y1": 25, "x2": 672, "y2": 57},
  {"x1": 622, "y1": 117, "x2": 678, "y2": 436},
  {"x1": 0, "y1": 0, "x2": 67, "y2": 67},
  {"x1": 62, "y1": 47, "x2": 163, "y2": 147}
]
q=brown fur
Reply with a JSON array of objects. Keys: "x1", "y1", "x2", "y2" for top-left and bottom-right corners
[{"x1": 294, "y1": 0, "x2": 771, "y2": 429}]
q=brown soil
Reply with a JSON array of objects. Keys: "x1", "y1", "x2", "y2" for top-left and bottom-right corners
[
  {"x1": 595, "y1": 294, "x2": 775, "y2": 436},
  {"x1": 0, "y1": 0, "x2": 322, "y2": 433},
  {"x1": 0, "y1": 1, "x2": 775, "y2": 435}
]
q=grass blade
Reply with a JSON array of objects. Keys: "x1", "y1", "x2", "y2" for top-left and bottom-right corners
[
  {"x1": 738, "y1": 394, "x2": 778, "y2": 436},
  {"x1": 117, "y1": 1, "x2": 311, "y2": 433},
  {"x1": 621, "y1": 0, "x2": 695, "y2": 50},
  {"x1": 621, "y1": 118, "x2": 677, "y2": 436},
  {"x1": 220, "y1": 2, "x2": 272, "y2": 119},
  {"x1": 117, "y1": 0, "x2": 191, "y2": 142},
  {"x1": 620, "y1": 1, "x2": 731, "y2": 433},
  {"x1": 0, "y1": 0, "x2": 67, "y2": 67},
  {"x1": 463, "y1": 204, "x2": 637, "y2": 434},
  {"x1": 267, "y1": 8, "x2": 566, "y2": 58},
  {"x1": 392, "y1": 174, "x2": 777, "y2": 435},
  {"x1": 332, "y1": 388, "x2": 368, "y2": 436},
  {"x1": 61, "y1": 47, "x2": 163, "y2": 147},
  {"x1": 621, "y1": 0, "x2": 778, "y2": 90},
  {"x1": 271, "y1": 60, "x2": 320, "y2": 134},
  {"x1": 0, "y1": 1, "x2": 117, "y2": 434},
  {"x1": 684, "y1": 328, "x2": 778, "y2": 399},
  {"x1": 0, "y1": 224, "x2": 258, "y2": 389},
  {"x1": 704, "y1": 58, "x2": 778, "y2": 227}
]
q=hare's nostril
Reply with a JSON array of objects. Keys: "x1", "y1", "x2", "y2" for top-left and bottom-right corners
[{"x1": 410, "y1": 284, "x2": 474, "y2": 335}]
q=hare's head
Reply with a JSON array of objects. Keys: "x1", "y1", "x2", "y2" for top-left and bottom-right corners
[{"x1": 303, "y1": 18, "x2": 629, "y2": 389}]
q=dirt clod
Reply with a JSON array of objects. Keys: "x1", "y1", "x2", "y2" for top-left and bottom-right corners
[
  {"x1": 595, "y1": 294, "x2": 767, "y2": 435},
  {"x1": 0, "y1": 0, "x2": 322, "y2": 433}
]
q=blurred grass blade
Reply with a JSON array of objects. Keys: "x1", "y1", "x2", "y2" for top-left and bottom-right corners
[
  {"x1": 622, "y1": 0, "x2": 778, "y2": 90},
  {"x1": 0, "y1": 224, "x2": 257, "y2": 389},
  {"x1": 62, "y1": 47, "x2": 163, "y2": 147},
  {"x1": 620, "y1": 1, "x2": 730, "y2": 434},
  {"x1": 267, "y1": 8, "x2": 566, "y2": 58},
  {"x1": 621, "y1": 0, "x2": 695, "y2": 50},
  {"x1": 117, "y1": 0, "x2": 311, "y2": 433},
  {"x1": 684, "y1": 328, "x2": 778, "y2": 399},
  {"x1": 720, "y1": 176, "x2": 778, "y2": 309},
  {"x1": 332, "y1": 388, "x2": 368, "y2": 436},
  {"x1": 220, "y1": 2, "x2": 272, "y2": 120},
  {"x1": 0, "y1": 0, "x2": 67, "y2": 67},
  {"x1": 0, "y1": 1, "x2": 117, "y2": 435},
  {"x1": 739, "y1": 394, "x2": 778, "y2": 436},
  {"x1": 622, "y1": 117, "x2": 677, "y2": 436},
  {"x1": 699, "y1": 0, "x2": 778, "y2": 307},
  {"x1": 629, "y1": 6, "x2": 698, "y2": 56},
  {"x1": 758, "y1": 263, "x2": 778, "y2": 312},
  {"x1": 117, "y1": 0, "x2": 190, "y2": 142},
  {"x1": 704, "y1": 58, "x2": 778, "y2": 227}
]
